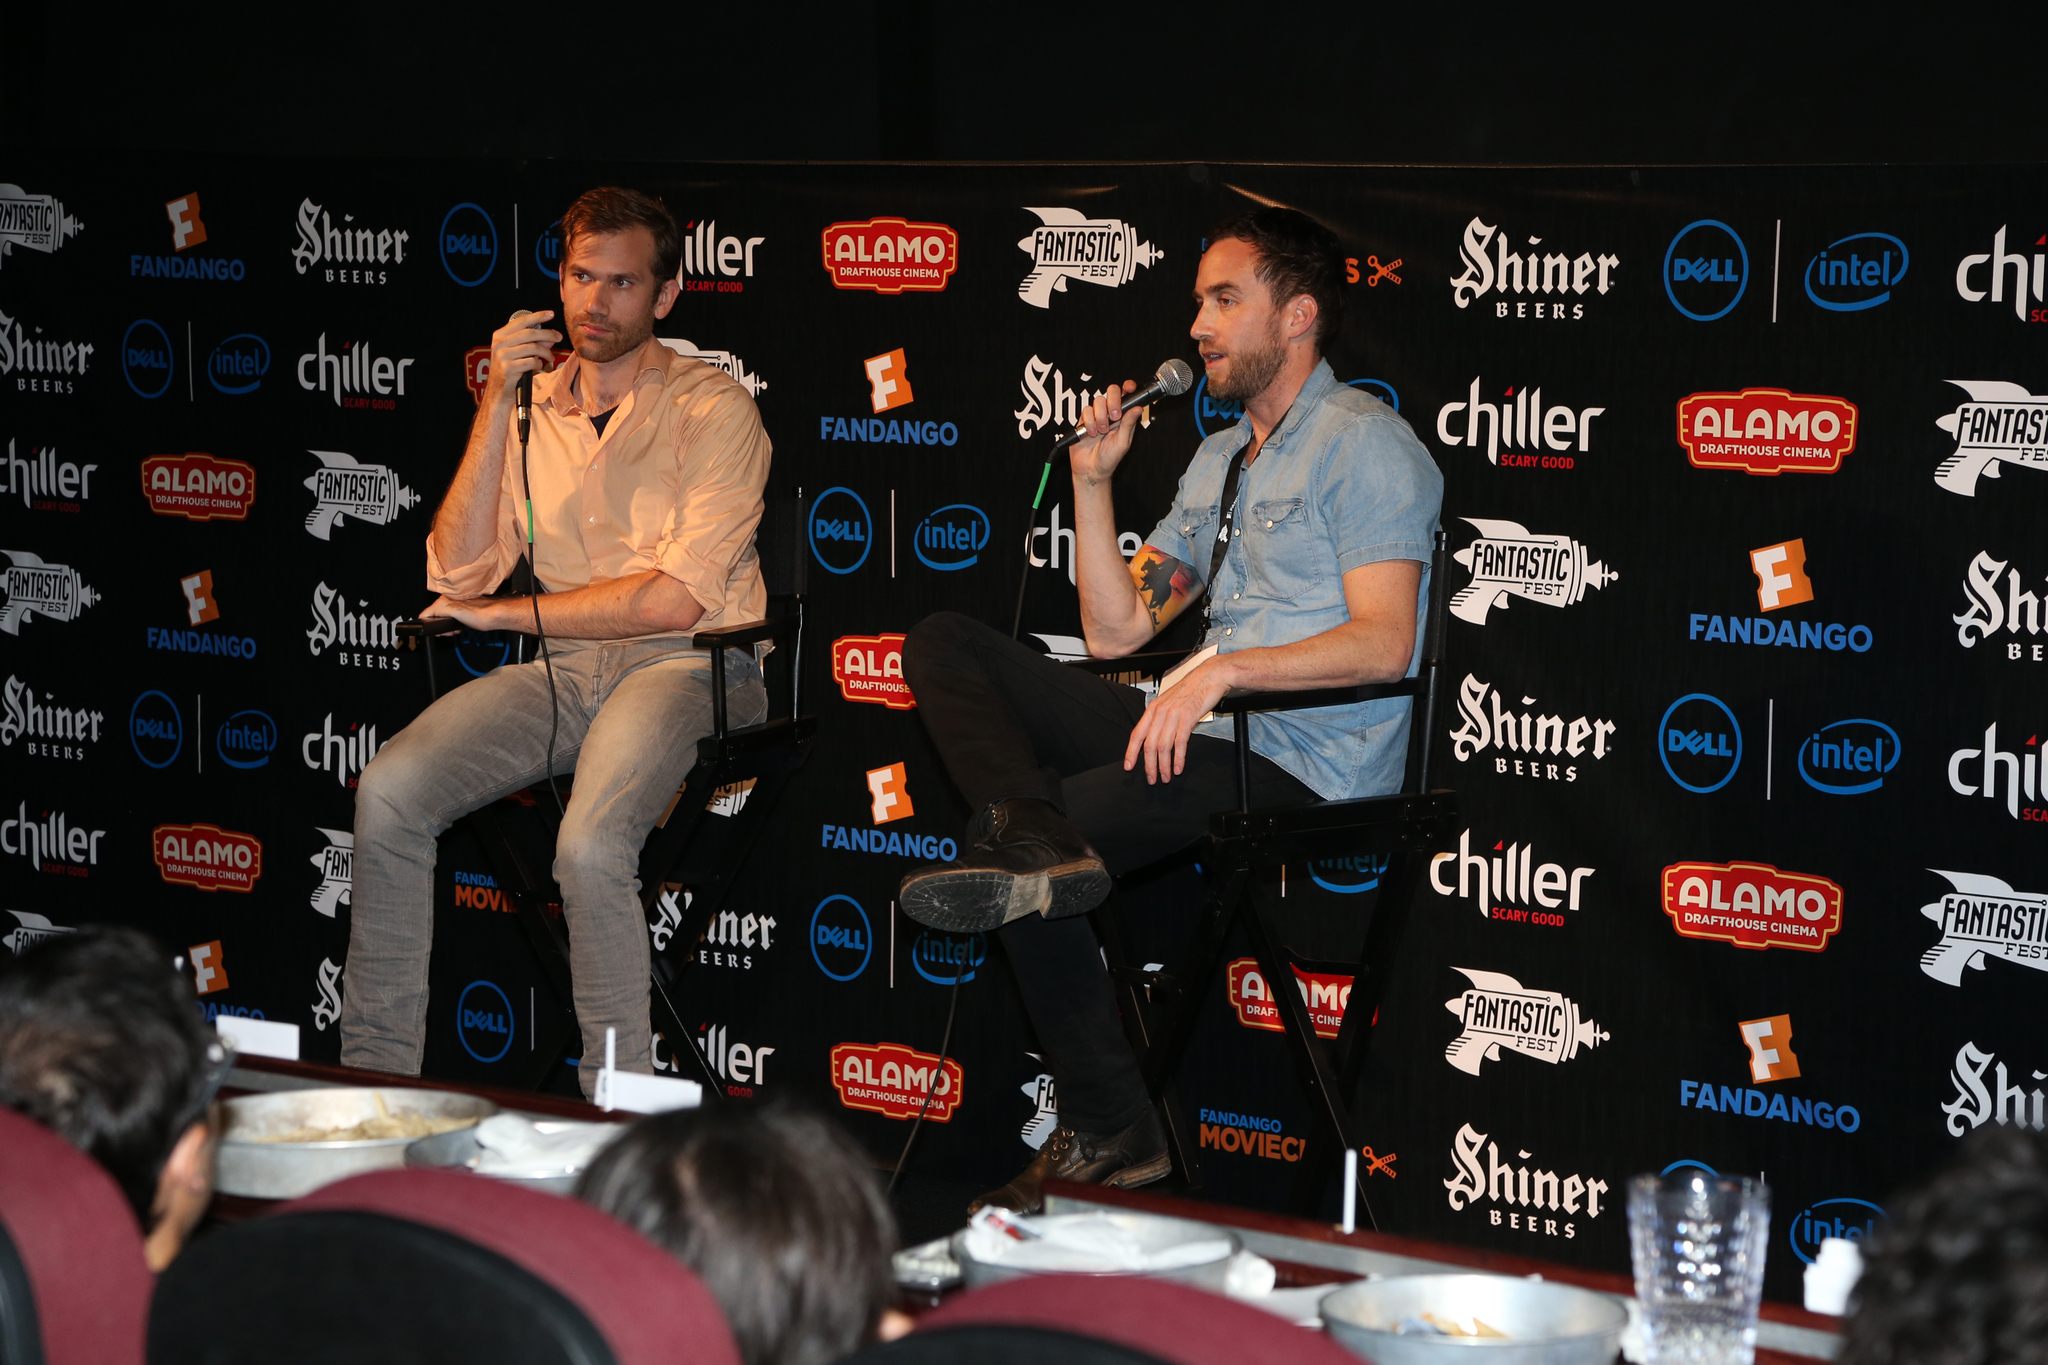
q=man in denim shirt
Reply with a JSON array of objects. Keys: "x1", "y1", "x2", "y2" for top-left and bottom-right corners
[{"x1": 898, "y1": 207, "x2": 1442, "y2": 1212}]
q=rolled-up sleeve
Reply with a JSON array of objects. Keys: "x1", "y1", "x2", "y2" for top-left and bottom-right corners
[
  {"x1": 1323, "y1": 414, "x2": 1442, "y2": 574},
  {"x1": 425, "y1": 410, "x2": 526, "y2": 597},
  {"x1": 651, "y1": 383, "x2": 771, "y2": 619}
]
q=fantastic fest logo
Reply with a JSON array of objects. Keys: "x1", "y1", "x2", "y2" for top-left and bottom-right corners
[
  {"x1": 141, "y1": 454, "x2": 256, "y2": 521},
  {"x1": 1450, "y1": 519, "x2": 1616, "y2": 625},
  {"x1": 1442, "y1": 967, "x2": 1607, "y2": 1074},
  {"x1": 1918, "y1": 870, "x2": 2048, "y2": 986},
  {"x1": 152, "y1": 822, "x2": 263, "y2": 893},
  {"x1": 1016, "y1": 207, "x2": 1162, "y2": 309},
  {"x1": 821, "y1": 218, "x2": 958, "y2": 294},
  {"x1": 831, "y1": 634, "x2": 913, "y2": 709},
  {"x1": 1933, "y1": 380, "x2": 2048, "y2": 497},
  {"x1": 1661, "y1": 861, "x2": 1844, "y2": 952},
  {"x1": 830, "y1": 1041, "x2": 963, "y2": 1122},
  {"x1": 1677, "y1": 390, "x2": 1858, "y2": 475},
  {"x1": 1226, "y1": 957, "x2": 1352, "y2": 1039}
]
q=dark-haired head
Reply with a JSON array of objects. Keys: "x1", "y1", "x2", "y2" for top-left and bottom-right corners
[
  {"x1": 561, "y1": 186, "x2": 682, "y2": 283},
  {"x1": 576, "y1": 1101, "x2": 898, "y2": 1365},
  {"x1": 1204, "y1": 205, "x2": 1346, "y2": 348}
]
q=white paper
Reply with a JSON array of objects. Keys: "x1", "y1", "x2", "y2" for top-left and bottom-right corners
[
  {"x1": 1154, "y1": 645, "x2": 1219, "y2": 721},
  {"x1": 216, "y1": 1015, "x2": 300, "y2": 1060},
  {"x1": 963, "y1": 1211, "x2": 1231, "y2": 1273},
  {"x1": 594, "y1": 1068, "x2": 702, "y2": 1115}
]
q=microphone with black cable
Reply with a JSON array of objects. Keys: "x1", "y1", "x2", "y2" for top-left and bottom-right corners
[{"x1": 506, "y1": 308, "x2": 565, "y2": 815}]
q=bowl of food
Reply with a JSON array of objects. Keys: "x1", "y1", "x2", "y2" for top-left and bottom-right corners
[
  {"x1": 216, "y1": 1087, "x2": 497, "y2": 1199},
  {"x1": 1321, "y1": 1273, "x2": 1628, "y2": 1365},
  {"x1": 952, "y1": 1210, "x2": 1241, "y2": 1290}
]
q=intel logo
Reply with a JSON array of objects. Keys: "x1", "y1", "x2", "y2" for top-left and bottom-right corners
[
  {"x1": 439, "y1": 203, "x2": 498, "y2": 287},
  {"x1": 1664, "y1": 220, "x2": 1748, "y2": 321},
  {"x1": 911, "y1": 929, "x2": 986, "y2": 985},
  {"x1": 1788, "y1": 1197, "x2": 1884, "y2": 1264},
  {"x1": 807, "y1": 486, "x2": 872, "y2": 575},
  {"x1": 1803, "y1": 233, "x2": 1908, "y2": 313},
  {"x1": 206, "y1": 333, "x2": 270, "y2": 395},
  {"x1": 1798, "y1": 718, "x2": 1900, "y2": 795},
  {"x1": 810, "y1": 894, "x2": 872, "y2": 981},
  {"x1": 129, "y1": 690, "x2": 183, "y2": 769},
  {"x1": 914, "y1": 504, "x2": 989, "y2": 571},
  {"x1": 1660, "y1": 693, "x2": 1742, "y2": 793},
  {"x1": 122, "y1": 319, "x2": 174, "y2": 398},
  {"x1": 534, "y1": 217, "x2": 563, "y2": 281},
  {"x1": 1308, "y1": 854, "x2": 1388, "y2": 894},
  {"x1": 215, "y1": 710, "x2": 278, "y2": 770},
  {"x1": 456, "y1": 979, "x2": 514, "y2": 1062}
]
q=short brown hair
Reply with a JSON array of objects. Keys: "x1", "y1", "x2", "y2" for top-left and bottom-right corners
[
  {"x1": 1207, "y1": 205, "x2": 1346, "y2": 346},
  {"x1": 561, "y1": 187, "x2": 682, "y2": 281}
]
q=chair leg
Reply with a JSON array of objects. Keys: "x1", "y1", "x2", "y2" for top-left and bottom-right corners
[
  {"x1": 1137, "y1": 865, "x2": 1250, "y2": 1099},
  {"x1": 1092, "y1": 905, "x2": 1204, "y2": 1191}
]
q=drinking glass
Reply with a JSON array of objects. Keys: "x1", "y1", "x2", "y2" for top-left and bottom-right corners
[{"x1": 1627, "y1": 1171, "x2": 1770, "y2": 1365}]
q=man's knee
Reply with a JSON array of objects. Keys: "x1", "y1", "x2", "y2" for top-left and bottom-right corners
[
  {"x1": 902, "y1": 610, "x2": 984, "y2": 686},
  {"x1": 353, "y1": 736, "x2": 432, "y2": 831},
  {"x1": 554, "y1": 823, "x2": 635, "y2": 895}
]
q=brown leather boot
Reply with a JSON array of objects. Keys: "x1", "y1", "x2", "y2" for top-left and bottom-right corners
[
  {"x1": 968, "y1": 1107, "x2": 1171, "y2": 1215},
  {"x1": 899, "y1": 798, "x2": 1111, "y2": 935}
]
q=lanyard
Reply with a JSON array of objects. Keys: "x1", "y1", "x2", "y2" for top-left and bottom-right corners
[{"x1": 1203, "y1": 446, "x2": 1250, "y2": 631}]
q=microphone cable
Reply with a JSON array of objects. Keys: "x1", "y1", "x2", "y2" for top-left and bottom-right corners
[
  {"x1": 887, "y1": 944, "x2": 964, "y2": 1197},
  {"x1": 517, "y1": 371, "x2": 566, "y2": 818}
]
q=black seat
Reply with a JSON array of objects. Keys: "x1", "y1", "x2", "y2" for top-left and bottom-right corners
[
  {"x1": 1067, "y1": 530, "x2": 1457, "y2": 1223},
  {"x1": 396, "y1": 488, "x2": 814, "y2": 1092}
]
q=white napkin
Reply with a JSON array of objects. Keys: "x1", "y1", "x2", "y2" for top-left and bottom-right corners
[
  {"x1": 470, "y1": 1114, "x2": 623, "y2": 1178},
  {"x1": 963, "y1": 1212, "x2": 1232, "y2": 1273}
]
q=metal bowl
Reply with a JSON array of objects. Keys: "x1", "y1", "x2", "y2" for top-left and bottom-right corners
[
  {"x1": 1322, "y1": 1273, "x2": 1627, "y2": 1365},
  {"x1": 216, "y1": 1087, "x2": 497, "y2": 1199},
  {"x1": 952, "y1": 1211, "x2": 1242, "y2": 1290}
]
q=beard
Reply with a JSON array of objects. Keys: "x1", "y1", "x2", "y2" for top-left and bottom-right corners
[
  {"x1": 1208, "y1": 316, "x2": 1287, "y2": 401},
  {"x1": 569, "y1": 307, "x2": 655, "y2": 365}
]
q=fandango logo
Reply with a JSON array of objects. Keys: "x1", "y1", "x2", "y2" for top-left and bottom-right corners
[
  {"x1": 1664, "y1": 220, "x2": 1748, "y2": 321},
  {"x1": 911, "y1": 929, "x2": 986, "y2": 985},
  {"x1": 122, "y1": 319, "x2": 173, "y2": 397},
  {"x1": 1678, "y1": 1079, "x2": 1863, "y2": 1131},
  {"x1": 215, "y1": 710, "x2": 277, "y2": 770},
  {"x1": 438, "y1": 203, "x2": 497, "y2": 286},
  {"x1": 1789, "y1": 1199, "x2": 1885, "y2": 1264},
  {"x1": 456, "y1": 980, "x2": 514, "y2": 1062},
  {"x1": 206, "y1": 334, "x2": 269, "y2": 395},
  {"x1": 1659, "y1": 694, "x2": 1741, "y2": 794},
  {"x1": 810, "y1": 894, "x2": 872, "y2": 981},
  {"x1": 1804, "y1": 233, "x2": 1907, "y2": 312},
  {"x1": 1798, "y1": 719, "x2": 1900, "y2": 795},
  {"x1": 808, "y1": 486, "x2": 871, "y2": 575},
  {"x1": 914, "y1": 504, "x2": 989, "y2": 571}
]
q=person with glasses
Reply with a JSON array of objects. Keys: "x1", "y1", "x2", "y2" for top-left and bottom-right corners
[{"x1": 0, "y1": 927, "x2": 229, "y2": 1270}]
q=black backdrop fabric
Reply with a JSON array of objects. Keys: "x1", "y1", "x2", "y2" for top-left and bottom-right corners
[{"x1": 3, "y1": 157, "x2": 2044, "y2": 1297}]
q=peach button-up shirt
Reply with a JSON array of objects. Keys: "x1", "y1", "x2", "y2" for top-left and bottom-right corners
[{"x1": 427, "y1": 339, "x2": 771, "y2": 641}]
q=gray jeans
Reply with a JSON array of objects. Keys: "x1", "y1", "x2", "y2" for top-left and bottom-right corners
[{"x1": 338, "y1": 635, "x2": 766, "y2": 1095}]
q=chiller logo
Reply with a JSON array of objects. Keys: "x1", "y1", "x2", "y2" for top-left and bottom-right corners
[
  {"x1": 1446, "y1": 674, "x2": 1615, "y2": 784},
  {"x1": 1443, "y1": 1123, "x2": 1607, "y2": 1240},
  {"x1": 309, "y1": 828, "x2": 352, "y2": 916},
  {"x1": 1789, "y1": 1199, "x2": 1884, "y2": 1264},
  {"x1": 3, "y1": 910, "x2": 74, "y2": 955},
  {"x1": 153, "y1": 823, "x2": 262, "y2": 893},
  {"x1": 439, "y1": 203, "x2": 497, "y2": 286},
  {"x1": 300, "y1": 714, "x2": 381, "y2": 788},
  {"x1": 1739, "y1": 1014, "x2": 1801, "y2": 1082},
  {"x1": 1435, "y1": 378, "x2": 1605, "y2": 467},
  {"x1": 1450, "y1": 519, "x2": 1616, "y2": 625},
  {"x1": 4, "y1": 439, "x2": 96, "y2": 510},
  {"x1": 1014, "y1": 355, "x2": 1155, "y2": 440},
  {"x1": 1016, "y1": 207, "x2": 1161, "y2": 309},
  {"x1": 303, "y1": 450, "x2": 418, "y2": 539},
  {"x1": 2, "y1": 675, "x2": 105, "y2": 762},
  {"x1": 1797, "y1": 718, "x2": 1900, "y2": 795},
  {"x1": 1226, "y1": 957, "x2": 1351, "y2": 1040},
  {"x1": 1932, "y1": 380, "x2": 2048, "y2": 496},
  {"x1": 1664, "y1": 220, "x2": 1748, "y2": 321},
  {"x1": 1918, "y1": 870, "x2": 2048, "y2": 986},
  {"x1": 310, "y1": 958, "x2": 343, "y2": 1031},
  {"x1": 685, "y1": 1024, "x2": 776, "y2": 1095},
  {"x1": 1429, "y1": 829, "x2": 1594, "y2": 925},
  {"x1": 808, "y1": 487, "x2": 872, "y2": 575},
  {"x1": 1955, "y1": 551, "x2": 2048, "y2": 660},
  {"x1": 1943, "y1": 1041, "x2": 2045, "y2": 1134},
  {"x1": 1945, "y1": 722, "x2": 2044, "y2": 821},
  {"x1": 831, "y1": 634, "x2": 912, "y2": 709},
  {"x1": 831, "y1": 1041, "x2": 963, "y2": 1122},
  {"x1": 143, "y1": 454, "x2": 255, "y2": 521},
  {"x1": 1443, "y1": 968, "x2": 1607, "y2": 1074},
  {"x1": 676, "y1": 218, "x2": 765, "y2": 287},
  {"x1": 867, "y1": 762, "x2": 913, "y2": 824},
  {"x1": 655, "y1": 337, "x2": 767, "y2": 398},
  {"x1": 1678, "y1": 390, "x2": 1858, "y2": 475},
  {"x1": 1659, "y1": 693, "x2": 1741, "y2": 793},
  {"x1": 291, "y1": 199, "x2": 410, "y2": 283},
  {"x1": 1448, "y1": 218, "x2": 1618, "y2": 320},
  {"x1": 822, "y1": 217, "x2": 957, "y2": 294},
  {"x1": 811, "y1": 894, "x2": 872, "y2": 981},
  {"x1": 1, "y1": 308, "x2": 95, "y2": 394},
  {"x1": 0, "y1": 186, "x2": 83, "y2": 267},
  {"x1": 2, "y1": 802, "x2": 105, "y2": 874},
  {"x1": 188, "y1": 940, "x2": 228, "y2": 995},
  {"x1": 0, "y1": 550, "x2": 99, "y2": 634},
  {"x1": 914, "y1": 505, "x2": 989, "y2": 571},
  {"x1": 456, "y1": 979, "x2": 513, "y2": 1062},
  {"x1": 296, "y1": 334, "x2": 415, "y2": 408},
  {"x1": 1804, "y1": 233, "x2": 1907, "y2": 312},
  {"x1": 1954, "y1": 227, "x2": 2046, "y2": 320},
  {"x1": 306, "y1": 582, "x2": 407, "y2": 669},
  {"x1": 1661, "y1": 861, "x2": 1844, "y2": 952},
  {"x1": 121, "y1": 319, "x2": 172, "y2": 398}
]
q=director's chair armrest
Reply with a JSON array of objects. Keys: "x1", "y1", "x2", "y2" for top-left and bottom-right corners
[
  {"x1": 1063, "y1": 650, "x2": 1193, "y2": 678},
  {"x1": 1213, "y1": 675, "x2": 1428, "y2": 716},
  {"x1": 395, "y1": 617, "x2": 464, "y2": 640},
  {"x1": 690, "y1": 616, "x2": 782, "y2": 651}
]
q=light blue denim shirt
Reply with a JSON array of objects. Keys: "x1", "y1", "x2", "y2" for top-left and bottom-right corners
[{"x1": 1144, "y1": 360, "x2": 1443, "y2": 801}]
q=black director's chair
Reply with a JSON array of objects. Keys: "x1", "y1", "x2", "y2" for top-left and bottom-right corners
[
  {"x1": 395, "y1": 491, "x2": 814, "y2": 1094},
  {"x1": 1068, "y1": 531, "x2": 1456, "y2": 1224}
]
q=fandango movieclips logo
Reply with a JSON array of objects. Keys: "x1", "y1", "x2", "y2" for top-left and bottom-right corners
[
  {"x1": 911, "y1": 929, "x2": 986, "y2": 984},
  {"x1": 439, "y1": 203, "x2": 497, "y2": 286},
  {"x1": 808, "y1": 486, "x2": 871, "y2": 575},
  {"x1": 206, "y1": 334, "x2": 269, "y2": 395},
  {"x1": 1789, "y1": 1198, "x2": 1884, "y2": 1263},
  {"x1": 810, "y1": 894, "x2": 872, "y2": 981},
  {"x1": 215, "y1": 709, "x2": 278, "y2": 769},
  {"x1": 1798, "y1": 719, "x2": 1900, "y2": 795},
  {"x1": 1660, "y1": 694, "x2": 1741, "y2": 794},
  {"x1": 1804, "y1": 233, "x2": 1907, "y2": 312},
  {"x1": 1665, "y1": 220, "x2": 1748, "y2": 321},
  {"x1": 914, "y1": 504, "x2": 989, "y2": 571},
  {"x1": 456, "y1": 980, "x2": 514, "y2": 1062}
]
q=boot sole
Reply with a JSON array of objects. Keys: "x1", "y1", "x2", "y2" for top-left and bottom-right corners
[{"x1": 900, "y1": 860, "x2": 1112, "y2": 935}]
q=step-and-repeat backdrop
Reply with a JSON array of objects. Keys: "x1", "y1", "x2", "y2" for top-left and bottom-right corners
[{"x1": 2, "y1": 157, "x2": 2042, "y2": 1294}]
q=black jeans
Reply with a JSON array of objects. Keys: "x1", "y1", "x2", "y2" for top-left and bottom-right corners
[{"x1": 902, "y1": 611, "x2": 1317, "y2": 1134}]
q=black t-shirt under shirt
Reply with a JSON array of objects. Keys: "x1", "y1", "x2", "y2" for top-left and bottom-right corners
[{"x1": 589, "y1": 407, "x2": 614, "y2": 438}]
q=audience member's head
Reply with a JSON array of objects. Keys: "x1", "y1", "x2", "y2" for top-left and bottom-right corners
[
  {"x1": 576, "y1": 1101, "x2": 899, "y2": 1365},
  {"x1": 1840, "y1": 1122, "x2": 2048, "y2": 1365},
  {"x1": 0, "y1": 927, "x2": 225, "y2": 1271}
]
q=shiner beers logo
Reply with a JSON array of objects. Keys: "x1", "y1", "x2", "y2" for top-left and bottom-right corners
[
  {"x1": 1226, "y1": 957, "x2": 1352, "y2": 1040},
  {"x1": 302, "y1": 450, "x2": 418, "y2": 540},
  {"x1": 831, "y1": 634, "x2": 913, "y2": 709},
  {"x1": 141, "y1": 454, "x2": 256, "y2": 521},
  {"x1": 1934, "y1": 380, "x2": 2048, "y2": 497},
  {"x1": 1918, "y1": 870, "x2": 2048, "y2": 986},
  {"x1": 1678, "y1": 389, "x2": 1858, "y2": 475},
  {"x1": 1662, "y1": 861, "x2": 1844, "y2": 952},
  {"x1": 830, "y1": 1041, "x2": 963, "y2": 1122},
  {"x1": 1016, "y1": 207, "x2": 1163, "y2": 308},
  {"x1": 1443, "y1": 968, "x2": 1607, "y2": 1074},
  {"x1": 1450, "y1": 519, "x2": 1616, "y2": 625},
  {"x1": 152, "y1": 822, "x2": 263, "y2": 893},
  {"x1": 821, "y1": 218, "x2": 958, "y2": 294}
]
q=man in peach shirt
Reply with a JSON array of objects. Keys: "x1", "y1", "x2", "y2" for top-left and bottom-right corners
[{"x1": 339, "y1": 188, "x2": 771, "y2": 1097}]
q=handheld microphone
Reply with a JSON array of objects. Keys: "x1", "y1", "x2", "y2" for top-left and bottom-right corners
[
  {"x1": 507, "y1": 309, "x2": 541, "y2": 444},
  {"x1": 1048, "y1": 358, "x2": 1196, "y2": 451}
]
